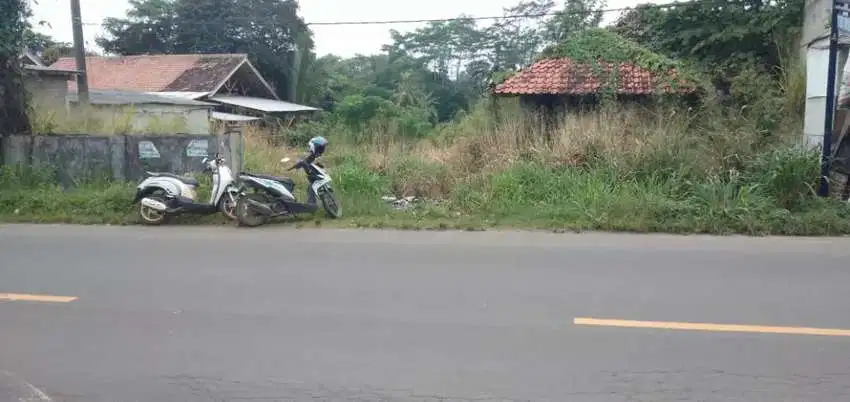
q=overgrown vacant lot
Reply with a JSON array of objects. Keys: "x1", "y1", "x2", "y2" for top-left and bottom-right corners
[
  {"x1": 4, "y1": 99, "x2": 850, "y2": 236},
  {"x1": 5, "y1": 0, "x2": 840, "y2": 234}
]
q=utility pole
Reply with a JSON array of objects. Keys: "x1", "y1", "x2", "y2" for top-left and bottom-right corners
[
  {"x1": 70, "y1": 0, "x2": 89, "y2": 106},
  {"x1": 819, "y1": 0, "x2": 840, "y2": 196},
  {"x1": 819, "y1": 0, "x2": 850, "y2": 196}
]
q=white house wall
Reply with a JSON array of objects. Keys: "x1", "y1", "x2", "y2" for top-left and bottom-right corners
[
  {"x1": 802, "y1": 0, "x2": 831, "y2": 57},
  {"x1": 804, "y1": 38, "x2": 850, "y2": 148},
  {"x1": 802, "y1": 0, "x2": 850, "y2": 148}
]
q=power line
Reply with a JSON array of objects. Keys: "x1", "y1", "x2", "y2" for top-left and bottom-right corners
[
  {"x1": 306, "y1": 1, "x2": 701, "y2": 26},
  {"x1": 79, "y1": 0, "x2": 731, "y2": 27}
]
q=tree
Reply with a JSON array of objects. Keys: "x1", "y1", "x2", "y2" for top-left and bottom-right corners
[
  {"x1": 543, "y1": 0, "x2": 606, "y2": 44},
  {"x1": 22, "y1": 29, "x2": 77, "y2": 65},
  {"x1": 98, "y1": 0, "x2": 178, "y2": 55},
  {"x1": 486, "y1": 0, "x2": 555, "y2": 71},
  {"x1": 40, "y1": 43, "x2": 76, "y2": 65},
  {"x1": 610, "y1": 0, "x2": 804, "y2": 76},
  {"x1": 384, "y1": 17, "x2": 489, "y2": 81},
  {"x1": 23, "y1": 29, "x2": 55, "y2": 55},
  {"x1": 486, "y1": 0, "x2": 606, "y2": 71},
  {"x1": 97, "y1": 0, "x2": 313, "y2": 99},
  {"x1": 0, "y1": 0, "x2": 32, "y2": 135}
]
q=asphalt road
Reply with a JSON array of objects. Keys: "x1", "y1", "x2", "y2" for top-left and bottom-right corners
[{"x1": 1, "y1": 224, "x2": 850, "y2": 401}]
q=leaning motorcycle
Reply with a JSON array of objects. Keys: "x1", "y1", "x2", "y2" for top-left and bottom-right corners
[
  {"x1": 132, "y1": 153, "x2": 240, "y2": 225},
  {"x1": 234, "y1": 136, "x2": 341, "y2": 227}
]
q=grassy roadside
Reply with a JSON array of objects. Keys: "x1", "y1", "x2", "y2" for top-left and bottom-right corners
[
  {"x1": 2, "y1": 173, "x2": 850, "y2": 235},
  {"x1": 8, "y1": 27, "x2": 842, "y2": 235},
  {"x1": 6, "y1": 58, "x2": 850, "y2": 235},
  {"x1": 3, "y1": 124, "x2": 850, "y2": 236}
]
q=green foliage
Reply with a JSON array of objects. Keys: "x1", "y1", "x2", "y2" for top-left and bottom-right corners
[
  {"x1": 742, "y1": 146, "x2": 820, "y2": 211},
  {"x1": 22, "y1": 29, "x2": 81, "y2": 65},
  {"x1": 1, "y1": 0, "x2": 32, "y2": 134},
  {"x1": 330, "y1": 94, "x2": 433, "y2": 140},
  {"x1": 490, "y1": 70, "x2": 517, "y2": 85},
  {"x1": 728, "y1": 60, "x2": 786, "y2": 131},
  {"x1": 336, "y1": 95, "x2": 395, "y2": 129},
  {"x1": 610, "y1": 0, "x2": 804, "y2": 87},
  {"x1": 542, "y1": 28, "x2": 678, "y2": 69},
  {"x1": 543, "y1": 0, "x2": 606, "y2": 43},
  {"x1": 6, "y1": 141, "x2": 842, "y2": 235}
]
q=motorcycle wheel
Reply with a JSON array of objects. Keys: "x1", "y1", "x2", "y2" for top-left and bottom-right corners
[
  {"x1": 218, "y1": 188, "x2": 238, "y2": 220},
  {"x1": 235, "y1": 193, "x2": 270, "y2": 227},
  {"x1": 139, "y1": 194, "x2": 168, "y2": 225},
  {"x1": 318, "y1": 188, "x2": 342, "y2": 218}
]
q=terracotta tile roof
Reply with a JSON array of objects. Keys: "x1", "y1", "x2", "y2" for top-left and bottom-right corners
[
  {"x1": 50, "y1": 54, "x2": 247, "y2": 93},
  {"x1": 493, "y1": 58, "x2": 695, "y2": 96}
]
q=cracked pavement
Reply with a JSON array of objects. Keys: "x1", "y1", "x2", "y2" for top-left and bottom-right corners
[{"x1": 1, "y1": 225, "x2": 850, "y2": 401}]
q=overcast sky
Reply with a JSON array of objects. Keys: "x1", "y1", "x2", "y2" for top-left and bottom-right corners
[{"x1": 29, "y1": 0, "x2": 669, "y2": 58}]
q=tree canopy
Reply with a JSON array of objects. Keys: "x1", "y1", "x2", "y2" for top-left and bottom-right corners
[{"x1": 610, "y1": 0, "x2": 804, "y2": 83}]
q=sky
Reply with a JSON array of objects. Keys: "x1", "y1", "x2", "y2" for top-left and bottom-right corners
[{"x1": 28, "y1": 0, "x2": 670, "y2": 58}]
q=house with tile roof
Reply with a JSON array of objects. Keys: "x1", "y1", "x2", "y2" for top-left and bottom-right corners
[
  {"x1": 50, "y1": 53, "x2": 318, "y2": 122},
  {"x1": 493, "y1": 57, "x2": 698, "y2": 113},
  {"x1": 492, "y1": 29, "x2": 700, "y2": 118}
]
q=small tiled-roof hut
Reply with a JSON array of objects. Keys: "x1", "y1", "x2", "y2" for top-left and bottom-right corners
[
  {"x1": 493, "y1": 57, "x2": 698, "y2": 112},
  {"x1": 491, "y1": 29, "x2": 700, "y2": 117}
]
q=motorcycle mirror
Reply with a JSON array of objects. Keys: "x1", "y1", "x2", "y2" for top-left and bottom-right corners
[{"x1": 280, "y1": 157, "x2": 291, "y2": 163}]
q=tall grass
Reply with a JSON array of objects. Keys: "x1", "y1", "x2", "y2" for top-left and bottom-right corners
[
  {"x1": 6, "y1": 39, "x2": 850, "y2": 234},
  {"x1": 229, "y1": 89, "x2": 850, "y2": 234}
]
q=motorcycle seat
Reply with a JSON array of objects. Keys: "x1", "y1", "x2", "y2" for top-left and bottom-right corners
[
  {"x1": 240, "y1": 172, "x2": 295, "y2": 187},
  {"x1": 145, "y1": 172, "x2": 199, "y2": 186}
]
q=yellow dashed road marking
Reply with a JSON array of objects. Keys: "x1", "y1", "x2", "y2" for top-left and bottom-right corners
[
  {"x1": 574, "y1": 317, "x2": 850, "y2": 337},
  {"x1": 0, "y1": 293, "x2": 77, "y2": 303}
]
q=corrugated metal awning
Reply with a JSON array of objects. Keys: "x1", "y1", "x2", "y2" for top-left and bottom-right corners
[
  {"x1": 151, "y1": 91, "x2": 210, "y2": 100},
  {"x1": 68, "y1": 89, "x2": 215, "y2": 106},
  {"x1": 209, "y1": 95, "x2": 319, "y2": 113},
  {"x1": 211, "y1": 111, "x2": 261, "y2": 121}
]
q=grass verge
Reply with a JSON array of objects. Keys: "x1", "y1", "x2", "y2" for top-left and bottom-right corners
[{"x1": 3, "y1": 116, "x2": 850, "y2": 236}]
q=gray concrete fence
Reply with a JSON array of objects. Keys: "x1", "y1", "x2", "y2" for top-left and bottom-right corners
[{"x1": 0, "y1": 132, "x2": 243, "y2": 186}]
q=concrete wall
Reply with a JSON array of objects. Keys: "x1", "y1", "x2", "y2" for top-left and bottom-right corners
[
  {"x1": 23, "y1": 73, "x2": 70, "y2": 110},
  {"x1": 85, "y1": 104, "x2": 213, "y2": 135},
  {"x1": 802, "y1": 0, "x2": 831, "y2": 55},
  {"x1": 802, "y1": 0, "x2": 850, "y2": 148},
  {"x1": 0, "y1": 132, "x2": 242, "y2": 187}
]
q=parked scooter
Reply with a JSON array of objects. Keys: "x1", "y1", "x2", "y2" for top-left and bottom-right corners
[
  {"x1": 234, "y1": 136, "x2": 341, "y2": 227},
  {"x1": 133, "y1": 153, "x2": 240, "y2": 225}
]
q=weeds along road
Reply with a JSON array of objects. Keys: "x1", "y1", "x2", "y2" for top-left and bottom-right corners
[{"x1": 1, "y1": 224, "x2": 850, "y2": 401}]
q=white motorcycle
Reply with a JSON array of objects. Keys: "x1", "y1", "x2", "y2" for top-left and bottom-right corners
[{"x1": 132, "y1": 153, "x2": 240, "y2": 225}]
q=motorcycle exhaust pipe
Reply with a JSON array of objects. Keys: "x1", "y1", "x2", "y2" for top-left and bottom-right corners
[
  {"x1": 140, "y1": 197, "x2": 168, "y2": 211},
  {"x1": 244, "y1": 197, "x2": 274, "y2": 215}
]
